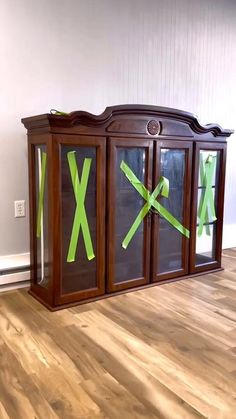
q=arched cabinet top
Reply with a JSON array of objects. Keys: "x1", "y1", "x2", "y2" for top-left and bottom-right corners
[{"x1": 22, "y1": 104, "x2": 234, "y2": 140}]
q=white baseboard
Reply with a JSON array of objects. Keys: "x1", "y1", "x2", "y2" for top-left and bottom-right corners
[
  {"x1": 0, "y1": 253, "x2": 30, "y2": 291},
  {"x1": 0, "y1": 270, "x2": 30, "y2": 286},
  {"x1": 0, "y1": 252, "x2": 30, "y2": 270},
  {"x1": 0, "y1": 280, "x2": 30, "y2": 292}
]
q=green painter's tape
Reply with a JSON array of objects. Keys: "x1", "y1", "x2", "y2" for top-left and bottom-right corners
[
  {"x1": 198, "y1": 154, "x2": 217, "y2": 237},
  {"x1": 67, "y1": 151, "x2": 95, "y2": 262},
  {"x1": 36, "y1": 151, "x2": 47, "y2": 238},
  {"x1": 50, "y1": 109, "x2": 69, "y2": 116},
  {"x1": 120, "y1": 160, "x2": 190, "y2": 249},
  {"x1": 198, "y1": 154, "x2": 210, "y2": 235},
  {"x1": 153, "y1": 200, "x2": 190, "y2": 239}
]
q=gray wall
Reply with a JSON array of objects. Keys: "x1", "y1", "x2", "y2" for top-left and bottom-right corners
[{"x1": 0, "y1": 0, "x2": 236, "y2": 257}]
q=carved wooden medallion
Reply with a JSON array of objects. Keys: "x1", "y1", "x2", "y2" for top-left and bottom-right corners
[{"x1": 147, "y1": 120, "x2": 161, "y2": 135}]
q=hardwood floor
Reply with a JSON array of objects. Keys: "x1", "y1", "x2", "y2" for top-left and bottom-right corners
[{"x1": 0, "y1": 249, "x2": 236, "y2": 418}]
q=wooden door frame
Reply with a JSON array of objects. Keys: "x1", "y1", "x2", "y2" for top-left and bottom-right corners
[
  {"x1": 107, "y1": 137, "x2": 153, "y2": 292},
  {"x1": 189, "y1": 142, "x2": 227, "y2": 274},
  {"x1": 151, "y1": 140, "x2": 193, "y2": 282},
  {"x1": 53, "y1": 135, "x2": 106, "y2": 306}
]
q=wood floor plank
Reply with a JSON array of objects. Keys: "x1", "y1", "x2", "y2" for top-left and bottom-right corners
[
  {"x1": 81, "y1": 372, "x2": 161, "y2": 419},
  {"x1": 70, "y1": 324, "x2": 205, "y2": 419},
  {"x1": 0, "y1": 338, "x2": 58, "y2": 419},
  {"x1": 97, "y1": 294, "x2": 236, "y2": 374},
  {"x1": 0, "y1": 402, "x2": 11, "y2": 419},
  {"x1": 0, "y1": 249, "x2": 235, "y2": 418},
  {"x1": 73, "y1": 309, "x2": 235, "y2": 417},
  {"x1": 0, "y1": 307, "x2": 101, "y2": 418}
]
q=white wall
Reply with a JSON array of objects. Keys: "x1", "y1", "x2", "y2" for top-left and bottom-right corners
[{"x1": 0, "y1": 0, "x2": 236, "y2": 262}]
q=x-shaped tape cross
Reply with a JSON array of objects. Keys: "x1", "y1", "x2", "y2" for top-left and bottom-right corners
[
  {"x1": 67, "y1": 151, "x2": 95, "y2": 262},
  {"x1": 198, "y1": 154, "x2": 217, "y2": 237},
  {"x1": 120, "y1": 160, "x2": 190, "y2": 249}
]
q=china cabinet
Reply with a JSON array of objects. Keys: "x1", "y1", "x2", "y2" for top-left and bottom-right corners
[{"x1": 22, "y1": 105, "x2": 233, "y2": 310}]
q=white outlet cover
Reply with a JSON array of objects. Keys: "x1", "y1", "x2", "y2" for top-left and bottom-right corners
[{"x1": 14, "y1": 200, "x2": 26, "y2": 217}]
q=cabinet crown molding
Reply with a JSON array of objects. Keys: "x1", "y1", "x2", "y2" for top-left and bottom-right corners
[{"x1": 22, "y1": 104, "x2": 234, "y2": 139}]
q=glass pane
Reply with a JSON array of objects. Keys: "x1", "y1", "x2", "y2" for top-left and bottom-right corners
[
  {"x1": 198, "y1": 150, "x2": 218, "y2": 187},
  {"x1": 195, "y1": 150, "x2": 219, "y2": 266},
  {"x1": 157, "y1": 148, "x2": 185, "y2": 274},
  {"x1": 61, "y1": 146, "x2": 97, "y2": 294},
  {"x1": 197, "y1": 188, "x2": 216, "y2": 224},
  {"x1": 35, "y1": 145, "x2": 49, "y2": 287},
  {"x1": 196, "y1": 224, "x2": 216, "y2": 264},
  {"x1": 114, "y1": 147, "x2": 146, "y2": 283}
]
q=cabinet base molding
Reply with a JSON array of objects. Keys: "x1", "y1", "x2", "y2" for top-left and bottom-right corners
[{"x1": 29, "y1": 267, "x2": 223, "y2": 311}]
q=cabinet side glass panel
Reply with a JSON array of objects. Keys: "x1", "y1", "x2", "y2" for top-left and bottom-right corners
[
  {"x1": 157, "y1": 149, "x2": 185, "y2": 274},
  {"x1": 35, "y1": 145, "x2": 49, "y2": 287},
  {"x1": 61, "y1": 146, "x2": 97, "y2": 294},
  {"x1": 114, "y1": 147, "x2": 146, "y2": 283},
  {"x1": 195, "y1": 150, "x2": 219, "y2": 266}
]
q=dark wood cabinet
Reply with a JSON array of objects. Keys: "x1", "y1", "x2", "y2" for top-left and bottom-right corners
[{"x1": 22, "y1": 105, "x2": 233, "y2": 310}]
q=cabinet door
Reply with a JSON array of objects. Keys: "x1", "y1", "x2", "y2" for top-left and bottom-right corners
[
  {"x1": 151, "y1": 141, "x2": 192, "y2": 282},
  {"x1": 190, "y1": 142, "x2": 226, "y2": 273},
  {"x1": 107, "y1": 138, "x2": 153, "y2": 292},
  {"x1": 56, "y1": 136, "x2": 106, "y2": 305}
]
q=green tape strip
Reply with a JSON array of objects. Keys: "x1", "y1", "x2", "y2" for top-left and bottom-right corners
[
  {"x1": 50, "y1": 109, "x2": 69, "y2": 116},
  {"x1": 67, "y1": 151, "x2": 95, "y2": 262},
  {"x1": 198, "y1": 154, "x2": 210, "y2": 235},
  {"x1": 120, "y1": 160, "x2": 190, "y2": 249},
  {"x1": 198, "y1": 155, "x2": 217, "y2": 237},
  {"x1": 153, "y1": 200, "x2": 190, "y2": 239},
  {"x1": 36, "y1": 151, "x2": 47, "y2": 238}
]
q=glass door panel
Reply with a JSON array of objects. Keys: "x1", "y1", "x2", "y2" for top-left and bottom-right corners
[
  {"x1": 195, "y1": 150, "x2": 220, "y2": 266},
  {"x1": 107, "y1": 138, "x2": 153, "y2": 292},
  {"x1": 152, "y1": 141, "x2": 192, "y2": 281},
  {"x1": 57, "y1": 136, "x2": 106, "y2": 304},
  {"x1": 61, "y1": 145, "x2": 97, "y2": 294},
  {"x1": 158, "y1": 149, "x2": 185, "y2": 273},
  {"x1": 114, "y1": 147, "x2": 146, "y2": 283},
  {"x1": 195, "y1": 150, "x2": 219, "y2": 265},
  {"x1": 190, "y1": 143, "x2": 226, "y2": 272},
  {"x1": 34, "y1": 144, "x2": 49, "y2": 288}
]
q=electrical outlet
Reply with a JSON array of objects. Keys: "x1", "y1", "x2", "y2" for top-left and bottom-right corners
[{"x1": 14, "y1": 200, "x2": 26, "y2": 218}]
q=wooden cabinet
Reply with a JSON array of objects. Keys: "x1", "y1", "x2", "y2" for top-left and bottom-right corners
[{"x1": 22, "y1": 105, "x2": 233, "y2": 310}]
